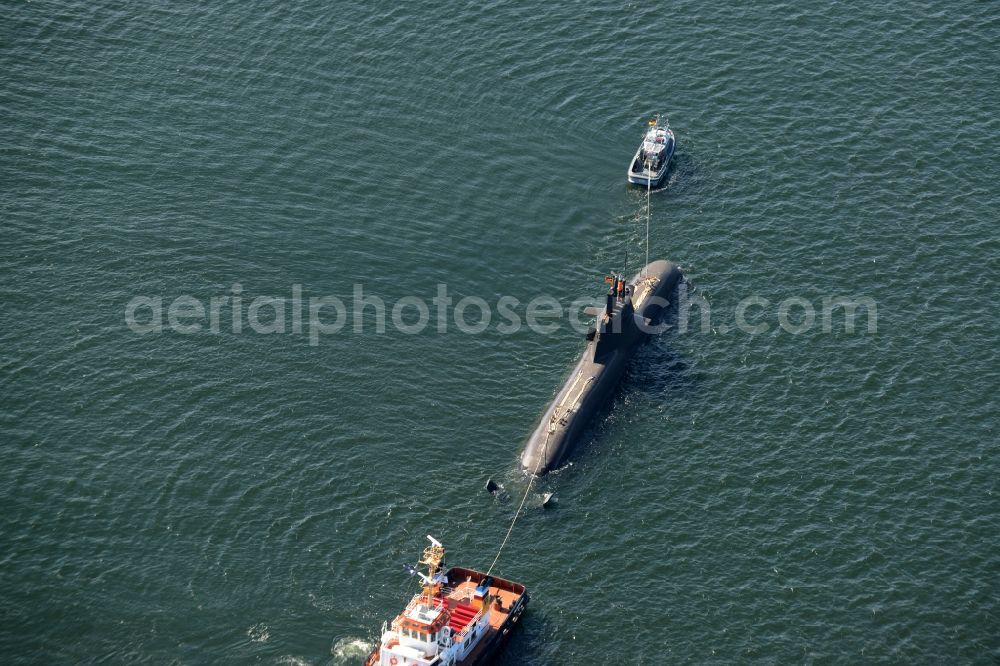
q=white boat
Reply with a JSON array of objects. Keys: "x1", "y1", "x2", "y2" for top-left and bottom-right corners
[{"x1": 627, "y1": 115, "x2": 675, "y2": 187}]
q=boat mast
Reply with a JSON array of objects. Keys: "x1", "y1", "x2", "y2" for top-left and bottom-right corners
[{"x1": 419, "y1": 536, "x2": 445, "y2": 607}]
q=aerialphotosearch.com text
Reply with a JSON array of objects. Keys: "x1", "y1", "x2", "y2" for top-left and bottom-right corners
[{"x1": 124, "y1": 283, "x2": 877, "y2": 345}]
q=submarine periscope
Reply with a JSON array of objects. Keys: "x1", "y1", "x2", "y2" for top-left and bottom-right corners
[{"x1": 519, "y1": 259, "x2": 683, "y2": 476}]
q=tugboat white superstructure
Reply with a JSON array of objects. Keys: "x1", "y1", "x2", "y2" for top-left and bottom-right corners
[
  {"x1": 365, "y1": 537, "x2": 528, "y2": 666},
  {"x1": 627, "y1": 115, "x2": 676, "y2": 187}
]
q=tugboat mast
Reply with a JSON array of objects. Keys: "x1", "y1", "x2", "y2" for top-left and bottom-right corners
[{"x1": 419, "y1": 535, "x2": 445, "y2": 607}]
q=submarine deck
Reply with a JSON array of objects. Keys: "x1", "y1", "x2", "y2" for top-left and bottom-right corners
[{"x1": 544, "y1": 273, "x2": 664, "y2": 437}]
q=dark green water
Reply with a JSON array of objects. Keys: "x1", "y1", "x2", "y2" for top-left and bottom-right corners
[{"x1": 3, "y1": 1, "x2": 998, "y2": 663}]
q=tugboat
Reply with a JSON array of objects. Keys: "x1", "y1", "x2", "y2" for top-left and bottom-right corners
[
  {"x1": 627, "y1": 115, "x2": 675, "y2": 187},
  {"x1": 365, "y1": 536, "x2": 528, "y2": 666}
]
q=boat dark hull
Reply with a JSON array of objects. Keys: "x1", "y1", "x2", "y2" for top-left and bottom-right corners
[
  {"x1": 447, "y1": 568, "x2": 528, "y2": 665},
  {"x1": 520, "y1": 260, "x2": 682, "y2": 475}
]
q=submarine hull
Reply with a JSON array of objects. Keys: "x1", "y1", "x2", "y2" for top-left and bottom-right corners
[{"x1": 520, "y1": 260, "x2": 682, "y2": 476}]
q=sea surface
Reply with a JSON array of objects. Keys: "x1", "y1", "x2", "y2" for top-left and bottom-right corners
[{"x1": 2, "y1": 1, "x2": 998, "y2": 663}]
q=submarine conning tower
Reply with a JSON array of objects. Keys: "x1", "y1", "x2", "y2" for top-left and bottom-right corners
[
  {"x1": 520, "y1": 259, "x2": 683, "y2": 476},
  {"x1": 593, "y1": 272, "x2": 638, "y2": 362}
]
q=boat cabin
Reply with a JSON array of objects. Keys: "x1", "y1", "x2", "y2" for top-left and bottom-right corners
[{"x1": 637, "y1": 128, "x2": 671, "y2": 171}]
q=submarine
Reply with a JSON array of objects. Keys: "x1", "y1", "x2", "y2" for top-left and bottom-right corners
[{"x1": 520, "y1": 259, "x2": 683, "y2": 476}]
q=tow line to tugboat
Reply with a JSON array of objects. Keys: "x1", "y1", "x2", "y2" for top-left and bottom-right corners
[
  {"x1": 486, "y1": 432, "x2": 548, "y2": 576},
  {"x1": 645, "y1": 155, "x2": 652, "y2": 276}
]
